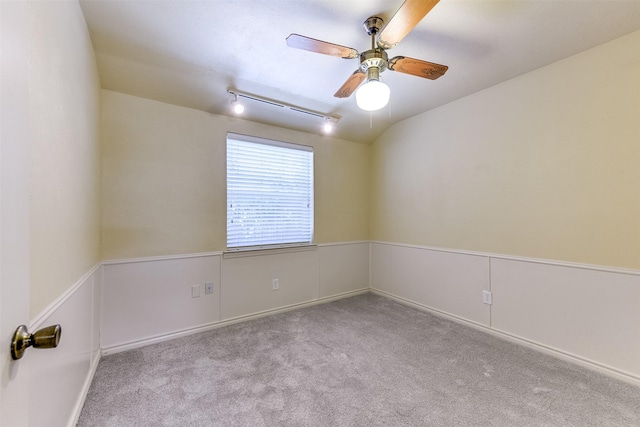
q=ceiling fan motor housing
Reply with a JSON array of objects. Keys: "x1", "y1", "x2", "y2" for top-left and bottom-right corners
[{"x1": 359, "y1": 48, "x2": 388, "y2": 79}]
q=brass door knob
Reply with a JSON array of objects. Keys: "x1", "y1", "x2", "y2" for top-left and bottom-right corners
[{"x1": 11, "y1": 324, "x2": 61, "y2": 360}]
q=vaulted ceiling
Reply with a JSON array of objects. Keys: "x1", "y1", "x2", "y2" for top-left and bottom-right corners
[{"x1": 80, "y1": 0, "x2": 640, "y2": 143}]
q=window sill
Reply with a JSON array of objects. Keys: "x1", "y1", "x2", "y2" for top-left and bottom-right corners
[{"x1": 223, "y1": 244, "x2": 317, "y2": 259}]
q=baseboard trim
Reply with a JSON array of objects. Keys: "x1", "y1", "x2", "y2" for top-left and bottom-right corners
[
  {"x1": 101, "y1": 288, "x2": 369, "y2": 356},
  {"x1": 67, "y1": 349, "x2": 101, "y2": 427},
  {"x1": 370, "y1": 288, "x2": 640, "y2": 387}
]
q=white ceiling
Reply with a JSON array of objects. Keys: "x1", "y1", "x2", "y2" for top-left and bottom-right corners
[{"x1": 80, "y1": 0, "x2": 640, "y2": 143}]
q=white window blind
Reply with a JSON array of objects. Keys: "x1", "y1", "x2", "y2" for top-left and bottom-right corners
[{"x1": 226, "y1": 133, "x2": 314, "y2": 250}]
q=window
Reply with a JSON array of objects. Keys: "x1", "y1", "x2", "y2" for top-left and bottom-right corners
[{"x1": 226, "y1": 133, "x2": 314, "y2": 251}]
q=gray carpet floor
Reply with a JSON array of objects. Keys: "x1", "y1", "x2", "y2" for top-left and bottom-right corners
[{"x1": 77, "y1": 293, "x2": 640, "y2": 426}]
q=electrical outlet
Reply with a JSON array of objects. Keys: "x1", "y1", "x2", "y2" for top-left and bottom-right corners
[
  {"x1": 482, "y1": 290, "x2": 492, "y2": 305},
  {"x1": 272, "y1": 278, "x2": 279, "y2": 290},
  {"x1": 205, "y1": 282, "x2": 214, "y2": 294},
  {"x1": 192, "y1": 284, "x2": 201, "y2": 298}
]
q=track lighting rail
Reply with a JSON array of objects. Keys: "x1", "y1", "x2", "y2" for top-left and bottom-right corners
[{"x1": 227, "y1": 89, "x2": 341, "y2": 124}]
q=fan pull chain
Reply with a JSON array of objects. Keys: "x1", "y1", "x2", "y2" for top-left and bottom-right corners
[{"x1": 370, "y1": 112, "x2": 373, "y2": 129}]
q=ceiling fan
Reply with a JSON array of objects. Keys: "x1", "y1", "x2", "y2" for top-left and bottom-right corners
[{"x1": 286, "y1": 0, "x2": 448, "y2": 111}]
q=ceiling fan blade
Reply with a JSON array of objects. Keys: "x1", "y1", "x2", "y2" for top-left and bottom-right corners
[
  {"x1": 388, "y1": 56, "x2": 448, "y2": 80},
  {"x1": 334, "y1": 70, "x2": 366, "y2": 98},
  {"x1": 286, "y1": 34, "x2": 359, "y2": 59},
  {"x1": 377, "y1": 0, "x2": 440, "y2": 49}
]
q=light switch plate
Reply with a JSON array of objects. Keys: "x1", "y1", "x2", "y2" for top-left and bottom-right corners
[{"x1": 482, "y1": 290, "x2": 492, "y2": 305}]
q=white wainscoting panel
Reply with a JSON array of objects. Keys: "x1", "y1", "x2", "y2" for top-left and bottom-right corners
[
  {"x1": 221, "y1": 249, "x2": 319, "y2": 320},
  {"x1": 27, "y1": 265, "x2": 100, "y2": 427},
  {"x1": 26, "y1": 241, "x2": 640, "y2": 426},
  {"x1": 91, "y1": 266, "x2": 102, "y2": 367},
  {"x1": 370, "y1": 242, "x2": 490, "y2": 326},
  {"x1": 370, "y1": 241, "x2": 640, "y2": 384},
  {"x1": 318, "y1": 242, "x2": 369, "y2": 298},
  {"x1": 100, "y1": 245, "x2": 369, "y2": 354},
  {"x1": 101, "y1": 255, "x2": 221, "y2": 350},
  {"x1": 490, "y1": 258, "x2": 640, "y2": 378},
  {"x1": 371, "y1": 241, "x2": 393, "y2": 291}
]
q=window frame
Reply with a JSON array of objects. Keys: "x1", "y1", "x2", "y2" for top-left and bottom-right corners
[{"x1": 225, "y1": 132, "x2": 314, "y2": 253}]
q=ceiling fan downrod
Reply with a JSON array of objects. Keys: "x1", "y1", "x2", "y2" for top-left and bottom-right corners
[{"x1": 360, "y1": 16, "x2": 388, "y2": 79}]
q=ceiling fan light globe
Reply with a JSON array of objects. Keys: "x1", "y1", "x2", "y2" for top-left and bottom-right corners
[{"x1": 355, "y1": 80, "x2": 390, "y2": 111}]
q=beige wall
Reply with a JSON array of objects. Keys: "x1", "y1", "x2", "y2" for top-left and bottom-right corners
[
  {"x1": 101, "y1": 90, "x2": 370, "y2": 259},
  {"x1": 28, "y1": 1, "x2": 102, "y2": 317},
  {"x1": 371, "y1": 30, "x2": 640, "y2": 270}
]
